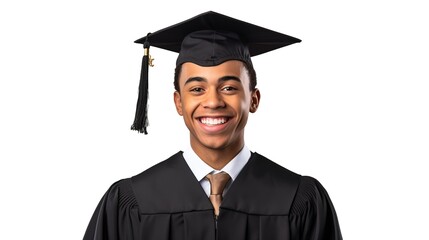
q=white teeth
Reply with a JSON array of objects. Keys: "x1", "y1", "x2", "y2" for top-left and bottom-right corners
[{"x1": 200, "y1": 117, "x2": 227, "y2": 126}]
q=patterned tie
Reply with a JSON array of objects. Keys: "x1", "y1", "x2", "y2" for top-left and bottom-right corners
[{"x1": 205, "y1": 172, "x2": 231, "y2": 216}]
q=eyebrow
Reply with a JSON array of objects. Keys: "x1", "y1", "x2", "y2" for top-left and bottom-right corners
[{"x1": 184, "y1": 75, "x2": 241, "y2": 85}]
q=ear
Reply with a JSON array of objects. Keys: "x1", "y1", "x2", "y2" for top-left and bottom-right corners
[
  {"x1": 249, "y1": 88, "x2": 261, "y2": 113},
  {"x1": 174, "y1": 91, "x2": 183, "y2": 116}
]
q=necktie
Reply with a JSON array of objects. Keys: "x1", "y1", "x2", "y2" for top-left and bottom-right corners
[{"x1": 205, "y1": 172, "x2": 231, "y2": 216}]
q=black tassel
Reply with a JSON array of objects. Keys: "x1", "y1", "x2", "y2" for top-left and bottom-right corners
[{"x1": 131, "y1": 34, "x2": 151, "y2": 134}]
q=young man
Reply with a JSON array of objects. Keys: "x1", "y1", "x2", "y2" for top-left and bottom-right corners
[{"x1": 83, "y1": 11, "x2": 342, "y2": 240}]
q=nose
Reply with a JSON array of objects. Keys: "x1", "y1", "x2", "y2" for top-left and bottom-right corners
[{"x1": 202, "y1": 89, "x2": 225, "y2": 109}]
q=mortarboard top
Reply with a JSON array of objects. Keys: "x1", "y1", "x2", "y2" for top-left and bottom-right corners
[
  {"x1": 134, "y1": 11, "x2": 301, "y2": 58},
  {"x1": 131, "y1": 11, "x2": 301, "y2": 134}
]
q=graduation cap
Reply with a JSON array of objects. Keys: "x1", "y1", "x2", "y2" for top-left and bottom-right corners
[{"x1": 131, "y1": 11, "x2": 301, "y2": 134}]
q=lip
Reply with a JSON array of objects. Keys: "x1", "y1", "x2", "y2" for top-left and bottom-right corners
[{"x1": 196, "y1": 116, "x2": 231, "y2": 133}]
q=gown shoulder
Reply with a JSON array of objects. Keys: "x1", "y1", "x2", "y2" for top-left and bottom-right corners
[
  {"x1": 289, "y1": 176, "x2": 343, "y2": 240},
  {"x1": 83, "y1": 178, "x2": 140, "y2": 240}
]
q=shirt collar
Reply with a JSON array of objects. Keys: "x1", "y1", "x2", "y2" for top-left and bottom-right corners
[{"x1": 183, "y1": 145, "x2": 251, "y2": 182}]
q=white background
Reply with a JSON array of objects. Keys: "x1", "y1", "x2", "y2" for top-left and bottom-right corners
[{"x1": 1, "y1": 1, "x2": 428, "y2": 239}]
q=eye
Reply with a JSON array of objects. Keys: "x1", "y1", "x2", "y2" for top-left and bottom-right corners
[
  {"x1": 189, "y1": 87, "x2": 204, "y2": 93},
  {"x1": 221, "y1": 86, "x2": 238, "y2": 92}
]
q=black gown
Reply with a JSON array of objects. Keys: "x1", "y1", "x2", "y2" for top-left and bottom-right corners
[{"x1": 83, "y1": 152, "x2": 342, "y2": 240}]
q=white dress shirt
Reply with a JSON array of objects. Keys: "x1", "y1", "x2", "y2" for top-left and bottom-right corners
[{"x1": 183, "y1": 145, "x2": 251, "y2": 197}]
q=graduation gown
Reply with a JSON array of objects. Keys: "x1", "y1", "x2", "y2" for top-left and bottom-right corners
[{"x1": 83, "y1": 152, "x2": 342, "y2": 240}]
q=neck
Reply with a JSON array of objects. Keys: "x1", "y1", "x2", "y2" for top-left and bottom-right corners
[{"x1": 190, "y1": 142, "x2": 244, "y2": 170}]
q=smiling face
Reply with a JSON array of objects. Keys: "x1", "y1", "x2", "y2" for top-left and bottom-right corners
[{"x1": 174, "y1": 60, "x2": 260, "y2": 158}]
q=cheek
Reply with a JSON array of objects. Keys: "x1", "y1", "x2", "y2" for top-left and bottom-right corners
[
  {"x1": 239, "y1": 95, "x2": 252, "y2": 111},
  {"x1": 181, "y1": 97, "x2": 199, "y2": 116},
  {"x1": 238, "y1": 97, "x2": 252, "y2": 124}
]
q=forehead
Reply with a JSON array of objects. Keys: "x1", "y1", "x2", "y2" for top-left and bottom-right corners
[{"x1": 179, "y1": 60, "x2": 248, "y2": 79}]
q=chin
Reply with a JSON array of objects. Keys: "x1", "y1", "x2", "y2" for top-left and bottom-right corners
[{"x1": 194, "y1": 135, "x2": 231, "y2": 150}]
